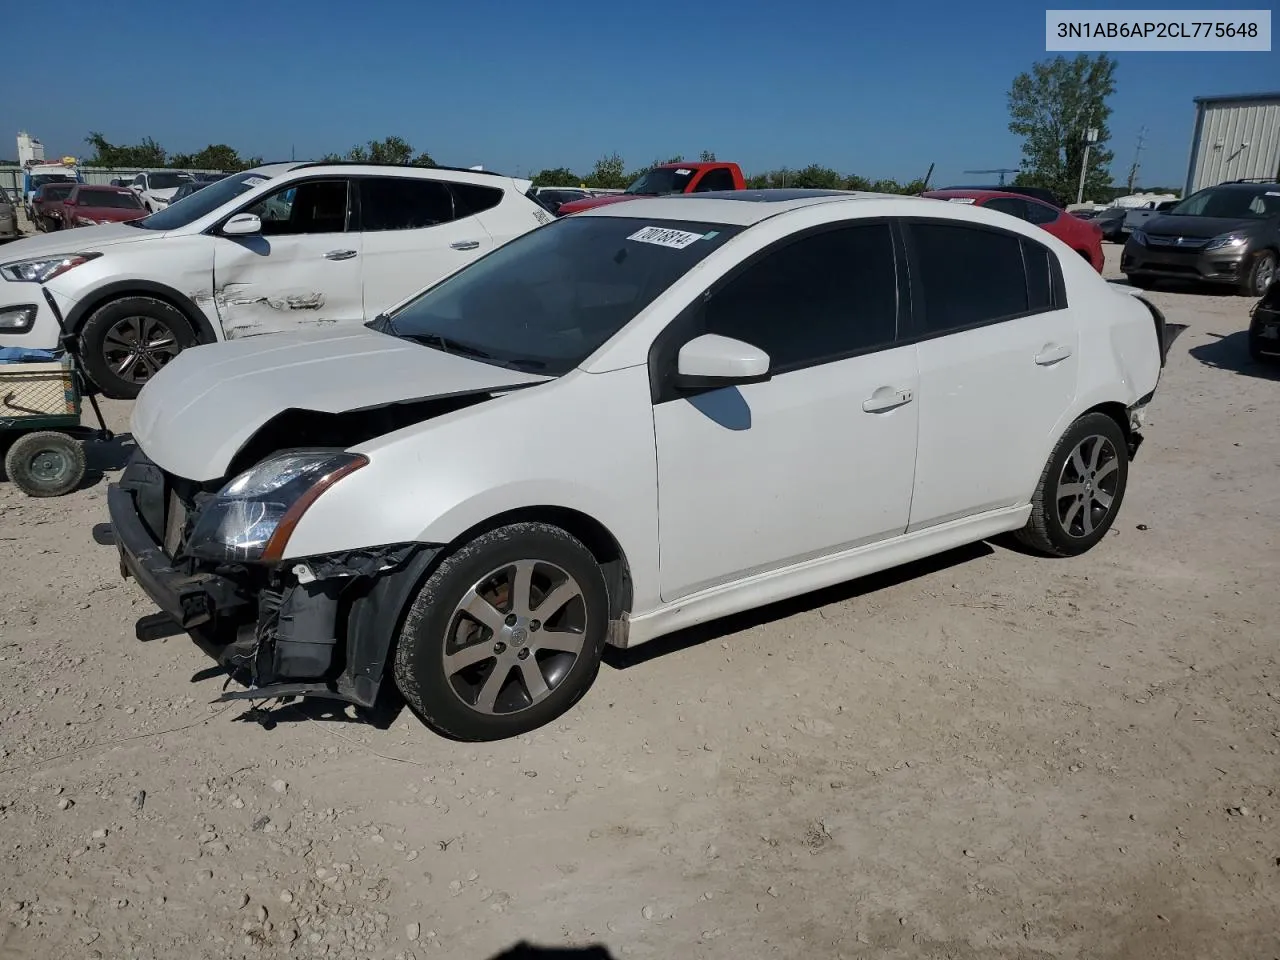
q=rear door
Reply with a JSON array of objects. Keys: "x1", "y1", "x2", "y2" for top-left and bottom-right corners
[
  {"x1": 211, "y1": 177, "x2": 364, "y2": 337},
  {"x1": 902, "y1": 219, "x2": 1079, "y2": 530},
  {"x1": 356, "y1": 175, "x2": 499, "y2": 316}
]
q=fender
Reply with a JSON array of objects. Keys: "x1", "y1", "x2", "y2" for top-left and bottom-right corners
[{"x1": 64, "y1": 279, "x2": 220, "y2": 343}]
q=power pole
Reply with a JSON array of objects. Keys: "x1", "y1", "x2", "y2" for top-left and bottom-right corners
[
  {"x1": 1126, "y1": 127, "x2": 1147, "y2": 192},
  {"x1": 1076, "y1": 118, "x2": 1099, "y2": 205}
]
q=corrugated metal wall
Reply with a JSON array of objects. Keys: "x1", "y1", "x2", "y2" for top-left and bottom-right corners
[{"x1": 1186, "y1": 98, "x2": 1280, "y2": 194}]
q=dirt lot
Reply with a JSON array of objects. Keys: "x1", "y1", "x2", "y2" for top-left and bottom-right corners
[{"x1": 1, "y1": 246, "x2": 1277, "y2": 960}]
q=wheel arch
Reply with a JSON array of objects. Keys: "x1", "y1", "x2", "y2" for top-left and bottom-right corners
[{"x1": 64, "y1": 279, "x2": 218, "y2": 343}]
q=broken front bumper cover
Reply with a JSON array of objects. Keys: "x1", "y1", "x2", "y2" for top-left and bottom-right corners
[{"x1": 106, "y1": 478, "x2": 441, "y2": 709}]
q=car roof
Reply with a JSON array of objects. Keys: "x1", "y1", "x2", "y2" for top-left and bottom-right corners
[
  {"x1": 923, "y1": 188, "x2": 1045, "y2": 204},
  {"x1": 573, "y1": 189, "x2": 926, "y2": 226}
]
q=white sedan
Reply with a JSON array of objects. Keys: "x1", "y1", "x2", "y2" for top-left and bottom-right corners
[{"x1": 105, "y1": 189, "x2": 1173, "y2": 741}]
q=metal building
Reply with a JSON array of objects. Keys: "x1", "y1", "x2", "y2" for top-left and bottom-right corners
[{"x1": 1184, "y1": 92, "x2": 1280, "y2": 195}]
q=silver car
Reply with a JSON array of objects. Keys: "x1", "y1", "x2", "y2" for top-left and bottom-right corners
[{"x1": 0, "y1": 191, "x2": 18, "y2": 241}]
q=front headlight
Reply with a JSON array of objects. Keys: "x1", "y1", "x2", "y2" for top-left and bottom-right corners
[
  {"x1": 1203, "y1": 235, "x2": 1247, "y2": 252},
  {"x1": 186, "y1": 450, "x2": 368, "y2": 562},
  {"x1": 0, "y1": 252, "x2": 101, "y2": 283},
  {"x1": 1131, "y1": 229, "x2": 1148, "y2": 246}
]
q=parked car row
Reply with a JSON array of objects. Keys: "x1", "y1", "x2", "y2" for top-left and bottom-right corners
[{"x1": 32, "y1": 184, "x2": 147, "y2": 232}]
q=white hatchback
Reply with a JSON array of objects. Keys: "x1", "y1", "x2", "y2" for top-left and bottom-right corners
[
  {"x1": 0, "y1": 162, "x2": 549, "y2": 397},
  {"x1": 104, "y1": 189, "x2": 1174, "y2": 741}
]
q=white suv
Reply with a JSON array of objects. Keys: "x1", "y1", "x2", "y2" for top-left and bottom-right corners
[
  {"x1": 129, "y1": 170, "x2": 196, "y2": 212},
  {"x1": 105, "y1": 190, "x2": 1174, "y2": 741},
  {"x1": 0, "y1": 162, "x2": 550, "y2": 397}
]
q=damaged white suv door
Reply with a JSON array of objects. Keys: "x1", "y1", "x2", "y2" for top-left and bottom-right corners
[{"x1": 212, "y1": 178, "x2": 365, "y2": 338}]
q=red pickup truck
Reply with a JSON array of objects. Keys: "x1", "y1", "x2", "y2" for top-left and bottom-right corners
[{"x1": 556, "y1": 161, "x2": 746, "y2": 216}]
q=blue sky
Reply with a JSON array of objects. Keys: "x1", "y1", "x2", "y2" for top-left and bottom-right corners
[{"x1": 14, "y1": 0, "x2": 1277, "y2": 187}]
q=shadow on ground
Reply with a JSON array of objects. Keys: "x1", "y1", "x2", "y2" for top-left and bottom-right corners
[
  {"x1": 487, "y1": 943, "x2": 615, "y2": 960},
  {"x1": 1189, "y1": 331, "x2": 1280, "y2": 382}
]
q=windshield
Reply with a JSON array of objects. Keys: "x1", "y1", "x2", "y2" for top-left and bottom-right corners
[
  {"x1": 381, "y1": 217, "x2": 742, "y2": 375},
  {"x1": 1169, "y1": 185, "x2": 1280, "y2": 220},
  {"x1": 148, "y1": 172, "x2": 193, "y2": 190},
  {"x1": 625, "y1": 167, "x2": 696, "y2": 196},
  {"x1": 32, "y1": 174, "x2": 75, "y2": 188},
  {"x1": 130, "y1": 170, "x2": 275, "y2": 230},
  {"x1": 79, "y1": 190, "x2": 143, "y2": 209},
  {"x1": 42, "y1": 185, "x2": 74, "y2": 201}
]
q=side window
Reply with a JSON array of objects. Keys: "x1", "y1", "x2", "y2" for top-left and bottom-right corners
[
  {"x1": 359, "y1": 177, "x2": 454, "y2": 231},
  {"x1": 908, "y1": 222, "x2": 1028, "y2": 334},
  {"x1": 985, "y1": 197, "x2": 1029, "y2": 220},
  {"x1": 692, "y1": 168, "x2": 736, "y2": 193},
  {"x1": 700, "y1": 223, "x2": 898, "y2": 370},
  {"x1": 133, "y1": 174, "x2": 146, "y2": 189},
  {"x1": 1024, "y1": 200, "x2": 1060, "y2": 225},
  {"x1": 246, "y1": 179, "x2": 350, "y2": 235},
  {"x1": 1023, "y1": 238, "x2": 1055, "y2": 311},
  {"x1": 451, "y1": 182, "x2": 504, "y2": 217}
]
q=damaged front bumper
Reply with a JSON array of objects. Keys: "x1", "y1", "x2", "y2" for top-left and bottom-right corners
[{"x1": 105, "y1": 453, "x2": 440, "y2": 708}]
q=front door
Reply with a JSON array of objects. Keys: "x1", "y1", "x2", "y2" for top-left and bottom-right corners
[
  {"x1": 652, "y1": 222, "x2": 920, "y2": 601},
  {"x1": 357, "y1": 176, "x2": 496, "y2": 316},
  {"x1": 902, "y1": 220, "x2": 1080, "y2": 530},
  {"x1": 212, "y1": 178, "x2": 364, "y2": 338}
]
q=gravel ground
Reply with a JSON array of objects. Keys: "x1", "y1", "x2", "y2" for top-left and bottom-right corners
[{"x1": 1, "y1": 245, "x2": 1277, "y2": 960}]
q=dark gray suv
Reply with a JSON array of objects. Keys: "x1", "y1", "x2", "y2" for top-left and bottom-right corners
[{"x1": 1121, "y1": 181, "x2": 1280, "y2": 296}]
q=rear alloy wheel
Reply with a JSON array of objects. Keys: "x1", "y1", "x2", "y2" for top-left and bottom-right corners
[
  {"x1": 1016, "y1": 412, "x2": 1129, "y2": 557},
  {"x1": 1240, "y1": 250, "x2": 1277, "y2": 297},
  {"x1": 394, "y1": 523, "x2": 610, "y2": 740},
  {"x1": 79, "y1": 296, "x2": 197, "y2": 399}
]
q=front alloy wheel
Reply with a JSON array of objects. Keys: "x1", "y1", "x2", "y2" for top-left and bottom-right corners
[{"x1": 394, "y1": 523, "x2": 610, "y2": 740}]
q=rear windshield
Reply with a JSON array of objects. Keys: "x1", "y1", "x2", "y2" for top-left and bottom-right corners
[{"x1": 78, "y1": 190, "x2": 143, "y2": 209}]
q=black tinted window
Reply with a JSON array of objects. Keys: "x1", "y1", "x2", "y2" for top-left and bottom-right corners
[
  {"x1": 1024, "y1": 200, "x2": 1059, "y2": 225},
  {"x1": 909, "y1": 223, "x2": 1028, "y2": 333},
  {"x1": 693, "y1": 168, "x2": 736, "y2": 192},
  {"x1": 451, "y1": 182, "x2": 504, "y2": 217},
  {"x1": 985, "y1": 197, "x2": 1028, "y2": 220},
  {"x1": 360, "y1": 178, "x2": 453, "y2": 231},
  {"x1": 1023, "y1": 239, "x2": 1054, "y2": 311},
  {"x1": 702, "y1": 223, "x2": 897, "y2": 369}
]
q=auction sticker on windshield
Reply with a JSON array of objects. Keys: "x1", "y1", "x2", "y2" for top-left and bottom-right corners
[{"x1": 628, "y1": 226, "x2": 705, "y2": 249}]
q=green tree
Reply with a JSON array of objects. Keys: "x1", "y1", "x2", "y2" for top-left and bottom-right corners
[
  {"x1": 584, "y1": 152, "x2": 628, "y2": 190},
  {"x1": 531, "y1": 167, "x2": 582, "y2": 187},
  {"x1": 699, "y1": 150, "x2": 717, "y2": 162},
  {"x1": 1008, "y1": 53, "x2": 1117, "y2": 203},
  {"x1": 330, "y1": 137, "x2": 434, "y2": 166},
  {"x1": 170, "y1": 143, "x2": 244, "y2": 170},
  {"x1": 84, "y1": 132, "x2": 166, "y2": 167},
  {"x1": 788, "y1": 164, "x2": 844, "y2": 189}
]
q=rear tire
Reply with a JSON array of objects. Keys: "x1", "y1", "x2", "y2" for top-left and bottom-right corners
[
  {"x1": 4, "y1": 431, "x2": 86, "y2": 497},
  {"x1": 1016, "y1": 412, "x2": 1129, "y2": 557},
  {"x1": 393, "y1": 523, "x2": 609, "y2": 741},
  {"x1": 79, "y1": 296, "x2": 198, "y2": 399}
]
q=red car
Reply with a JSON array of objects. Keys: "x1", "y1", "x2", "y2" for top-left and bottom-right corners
[
  {"x1": 58, "y1": 184, "x2": 148, "y2": 229},
  {"x1": 921, "y1": 189, "x2": 1104, "y2": 273},
  {"x1": 32, "y1": 183, "x2": 76, "y2": 231}
]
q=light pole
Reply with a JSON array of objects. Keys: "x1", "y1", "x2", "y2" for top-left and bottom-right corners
[{"x1": 1077, "y1": 125, "x2": 1099, "y2": 205}]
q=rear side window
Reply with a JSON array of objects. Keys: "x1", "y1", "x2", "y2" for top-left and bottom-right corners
[
  {"x1": 693, "y1": 168, "x2": 736, "y2": 192},
  {"x1": 1023, "y1": 238, "x2": 1055, "y2": 311},
  {"x1": 908, "y1": 222, "x2": 1028, "y2": 333},
  {"x1": 984, "y1": 197, "x2": 1027, "y2": 220},
  {"x1": 702, "y1": 223, "x2": 898, "y2": 370},
  {"x1": 1024, "y1": 200, "x2": 1059, "y2": 225},
  {"x1": 359, "y1": 177, "x2": 454, "y2": 231},
  {"x1": 451, "y1": 182, "x2": 504, "y2": 216}
]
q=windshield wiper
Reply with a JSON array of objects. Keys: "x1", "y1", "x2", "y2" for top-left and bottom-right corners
[{"x1": 399, "y1": 332, "x2": 496, "y2": 360}]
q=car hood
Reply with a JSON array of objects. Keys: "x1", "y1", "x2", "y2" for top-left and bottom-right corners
[
  {"x1": 0, "y1": 222, "x2": 155, "y2": 259},
  {"x1": 1142, "y1": 215, "x2": 1261, "y2": 239},
  {"x1": 557, "y1": 194, "x2": 644, "y2": 215},
  {"x1": 131, "y1": 327, "x2": 551, "y2": 482}
]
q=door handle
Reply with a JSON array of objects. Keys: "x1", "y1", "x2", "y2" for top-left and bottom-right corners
[
  {"x1": 324, "y1": 249, "x2": 357, "y2": 261},
  {"x1": 862, "y1": 387, "x2": 914, "y2": 413},
  {"x1": 450, "y1": 240, "x2": 481, "y2": 251},
  {"x1": 1034, "y1": 343, "x2": 1072, "y2": 366}
]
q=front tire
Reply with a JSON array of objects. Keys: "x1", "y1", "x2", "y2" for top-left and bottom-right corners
[
  {"x1": 4, "y1": 431, "x2": 86, "y2": 497},
  {"x1": 1016, "y1": 412, "x2": 1129, "y2": 557},
  {"x1": 79, "y1": 296, "x2": 198, "y2": 399},
  {"x1": 1239, "y1": 250, "x2": 1277, "y2": 298},
  {"x1": 393, "y1": 523, "x2": 610, "y2": 741}
]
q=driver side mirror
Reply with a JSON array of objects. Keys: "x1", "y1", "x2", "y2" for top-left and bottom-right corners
[
  {"x1": 222, "y1": 213, "x2": 262, "y2": 236},
  {"x1": 674, "y1": 333, "x2": 771, "y2": 389}
]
